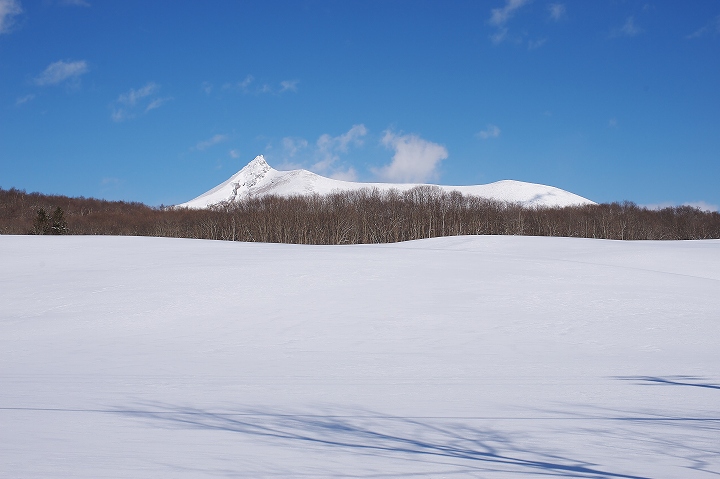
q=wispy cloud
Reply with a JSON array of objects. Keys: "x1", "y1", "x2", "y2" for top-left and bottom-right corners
[
  {"x1": 223, "y1": 75, "x2": 254, "y2": 93},
  {"x1": 608, "y1": 118, "x2": 618, "y2": 128},
  {"x1": 279, "y1": 80, "x2": 299, "y2": 93},
  {"x1": 611, "y1": 16, "x2": 643, "y2": 38},
  {"x1": 229, "y1": 149, "x2": 240, "y2": 159},
  {"x1": 59, "y1": 0, "x2": 90, "y2": 6},
  {"x1": 489, "y1": 0, "x2": 530, "y2": 26},
  {"x1": 329, "y1": 167, "x2": 358, "y2": 182},
  {"x1": 548, "y1": 3, "x2": 566, "y2": 21},
  {"x1": 118, "y1": 82, "x2": 157, "y2": 105},
  {"x1": 145, "y1": 96, "x2": 171, "y2": 112},
  {"x1": 375, "y1": 131, "x2": 448, "y2": 183},
  {"x1": 0, "y1": 0, "x2": 22, "y2": 34},
  {"x1": 490, "y1": 28, "x2": 508, "y2": 45},
  {"x1": 314, "y1": 124, "x2": 367, "y2": 173},
  {"x1": 34, "y1": 60, "x2": 89, "y2": 86},
  {"x1": 476, "y1": 124, "x2": 501, "y2": 140},
  {"x1": 528, "y1": 38, "x2": 547, "y2": 50},
  {"x1": 273, "y1": 126, "x2": 366, "y2": 176},
  {"x1": 15, "y1": 94, "x2": 35, "y2": 105},
  {"x1": 687, "y1": 15, "x2": 720, "y2": 39},
  {"x1": 195, "y1": 134, "x2": 229, "y2": 151},
  {"x1": 282, "y1": 137, "x2": 309, "y2": 158},
  {"x1": 488, "y1": 0, "x2": 530, "y2": 44},
  {"x1": 222, "y1": 75, "x2": 298, "y2": 95},
  {"x1": 112, "y1": 82, "x2": 170, "y2": 122},
  {"x1": 201, "y1": 81, "x2": 213, "y2": 95},
  {"x1": 100, "y1": 177, "x2": 123, "y2": 187}
]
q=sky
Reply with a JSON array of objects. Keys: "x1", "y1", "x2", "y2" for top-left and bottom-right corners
[{"x1": 1, "y1": 0, "x2": 719, "y2": 209}]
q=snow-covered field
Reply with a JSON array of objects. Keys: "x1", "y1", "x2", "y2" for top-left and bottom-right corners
[{"x1": 1, "y1": 234, "x2": 719, "y2": 478}]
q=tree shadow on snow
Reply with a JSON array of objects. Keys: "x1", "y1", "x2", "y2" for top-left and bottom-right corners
[
  {"x1": 116, "y1": 403, "x2": 652, "y2": 478},
  {"x1": 534, "y1": 402, "x2": 720, "y2": 477},
  {"x1": 615, "y1": 375, "x2": 720, "y2": 391}
]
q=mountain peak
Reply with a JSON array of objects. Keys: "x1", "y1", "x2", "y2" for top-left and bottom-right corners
[
  {"x1": 247, "y1": 155, "x2": 269, "y2": 168},
  {"x1": 236, "y1": 154, "x2": 272, "y2": 184}
]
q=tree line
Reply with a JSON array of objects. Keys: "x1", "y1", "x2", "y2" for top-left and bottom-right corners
[{"x1": 1, "y1": 186, "x2": 719, "y2": 243}]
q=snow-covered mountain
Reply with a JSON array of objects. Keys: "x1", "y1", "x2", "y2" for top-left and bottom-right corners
[{"x1": 178, "y1": 155, "x2": 595, "y2": 208}]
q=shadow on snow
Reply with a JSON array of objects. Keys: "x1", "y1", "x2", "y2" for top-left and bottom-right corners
[
  {"x1": 116, "y1": 403, "x2": 652, "y2": 478},
  {"x1": 615, "y1": 375, "x2": 720, "y2": 391}
]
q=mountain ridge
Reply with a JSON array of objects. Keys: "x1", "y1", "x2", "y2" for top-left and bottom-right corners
[{"x1": 178, "y1": 155, "x2": 595, "y2": 209}]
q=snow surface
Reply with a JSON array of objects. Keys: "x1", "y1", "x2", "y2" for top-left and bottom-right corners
[
  {"x1": 178, "y1": 155, "x2": 596, "y2": 209},
  {"x1": 1, "y1": 234, "x2": 719, "y2": 478}
]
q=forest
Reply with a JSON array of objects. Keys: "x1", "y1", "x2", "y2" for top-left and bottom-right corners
[{"x1": 2, "y1": 186, "x2": 719, "y2": 243}]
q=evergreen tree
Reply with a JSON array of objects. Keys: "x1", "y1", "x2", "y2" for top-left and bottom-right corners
[
  {"x1": 50, "y1": 207, "x2": 68, "y2": 235},
  {"x1": 34, "y1": 208, "x2": 49, "y2": 235},
  {"x1": 33, "y1": 207, "x2": 68, "y2": 235}
]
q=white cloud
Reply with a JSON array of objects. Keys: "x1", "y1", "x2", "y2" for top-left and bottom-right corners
[
  {"x1": 222, "y1": 75, "x2": 299, "y2": 95},
  {"x1": 15, "y1": 94, "x2": 34, "y2": 105},
  {"x1": 223, "y1": 75, "x2": 254, "y2": 93},
  {"x1": 101, "y1": 177, "x2": 122, "y2": 186},
  {"x1": 112, "y1": 82, "x2": 168, "y2": 122},
  {"x1": 229, "y1": 149, "x2": 240, "y2": 159},
  {"x1": 330, "y1": 167, "x2": 358, "y2": 182},
  {"x1": 34, "y1": 60, "x2": 89, "y2": 86},
  {"x1": 273, "y1": 126, "x2": 366, "y2": 176},
  {"x1": 239, "y1": 75, "x2": 254, "y2": 90},
  {"x1": 611, "y1": 16, "x2": 642, "y2": 38},
  {"x1": 489, "y1": 0, "x2": 530, "y2": 26},
  {"x1": 490, "y1": 28, "x2": 508, "y2": 44},
  {"x1": 117, "y1": 82, "x2": 157, "y2": 105},
  {"x1": 687, "y1": 15, "x2": 720, "y2": 39},
  {"x1": 375, "y1": 131, "x2": 448, "y2": 183},
  {"x1": 145, "y1": 96, "x2": 171, "y2": 112},
  {"x1": 548, "y1": 3, "x2": 565, "y2": 21},
  {"x1": 280, "y1": 80, "x2": 299, "y2": 93},
  {"x1": 201, "y1": 81, "x2": 213, "y2": 95},
  {"x1": 488, "y1": 0, "x2": 530, "y2": 44},
  {"x1": 528, "y1": 38, "x2": 547, "y2": 50},
  {"x1": 282, "y1": 137, "x2": 309, "y2": 158},
  {"x1": 336, "y1": 124, "x2": 368, "y2": 151},
  {"x1": 195, "y1": 134, "x2": 229, "y2": 151},
  {"x1": 313, "y1": 124, "x2": 367, "y2": 173},
  {"x1": 59, "y1": 0, "x2": 90, "y2": 6},
  {"x1": 476, "y1": 124, "x2": 501, "y2": 140},
  {"x1": 0, "y1": 0, "x2": 22, "y2": 34}
]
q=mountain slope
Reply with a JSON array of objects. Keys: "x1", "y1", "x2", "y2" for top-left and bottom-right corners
[{"x1": 178, "y1": 155, "x2": 595, "y2": 208}]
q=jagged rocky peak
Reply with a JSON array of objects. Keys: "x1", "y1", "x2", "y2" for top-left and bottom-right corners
[{"x1": 238, "y1": 155, "x2": 272, "y2": 186}]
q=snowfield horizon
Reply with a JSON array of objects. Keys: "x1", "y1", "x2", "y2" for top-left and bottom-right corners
[{"x1": 1, "y1": 234, "x2": 719, "y2": 478}]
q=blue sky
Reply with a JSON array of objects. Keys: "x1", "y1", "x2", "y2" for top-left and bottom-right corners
[{"x1": 1, "y1": 0, "x2": 719, "y2": 209}]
